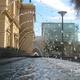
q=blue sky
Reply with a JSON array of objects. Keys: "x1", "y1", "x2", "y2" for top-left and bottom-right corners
[{"x1": 22, "y1": 0, "x2": 80, "y2": 39}]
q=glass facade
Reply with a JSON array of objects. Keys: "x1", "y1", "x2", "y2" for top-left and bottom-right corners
[
  {"x1": 42, "y1": 23, "x2": 79, "y2": 57},
  {"x1": 42, "y1": 23, "x2": 78, "y2": 43}
]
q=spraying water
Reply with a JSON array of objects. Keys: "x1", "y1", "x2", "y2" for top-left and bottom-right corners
[{"x1": 0, "y1": 0, "x2": 17, "y2": 15}]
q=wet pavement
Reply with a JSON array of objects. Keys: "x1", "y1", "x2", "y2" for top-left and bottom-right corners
[{"x1": 0, "y1": 58, "x2": 80, "y2": 80}]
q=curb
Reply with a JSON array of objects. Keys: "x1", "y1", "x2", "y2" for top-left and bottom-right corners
[{"x1": 0, "y1": 57, "x2": 26, "y2": 66}]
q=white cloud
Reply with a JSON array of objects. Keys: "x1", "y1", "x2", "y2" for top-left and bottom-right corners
[
  {"x1": 35, "y1": 0, "x2": 71, "y2": 11},
  {"x1": 35, "y1": 0, "x2": 76, "y2": 19},
  {"x1": 50, "y1": 16, "x2": 76, "y2": 20},
  {"x1": 50, "y1": 17, "x2": 60, "y2": 19},
  {"x1": 64, "y1": 17, "x2": 76, "y2": 19}
]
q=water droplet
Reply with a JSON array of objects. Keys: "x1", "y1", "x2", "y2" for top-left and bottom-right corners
[
  {"x1": 56, "y1": 48, "x2": 58, "y2": 50},
  {"x1": 74, "y1": 48, "x2": 76, "y2": 51},
  {"x1": 74, "y1": 56, "x2": 77, "y2": 59},
  {"x1": 53, "y1": 42, "x2": 54, "y2": 44},
  {"x1": 61, "y1": 30, "x2": 63, "y2": 33},
  {"x1": 58, "y1": 24, "x2": 61, "y2": 26},
  {"x1": 68, "y1": 42, "x2": 71, "y2": 45},
  {"x1": 56, "y1": 39, "x2": 58, "y2": 41},
  {"x1": 66, "y1": 34, "x2": 68, "y2": 37},
  {"x1": 64, "y1": 48, "x2": 66, "y2": 50},
  {"x1": 60, "y1": 42, "x2": 63, "y2": 44}
]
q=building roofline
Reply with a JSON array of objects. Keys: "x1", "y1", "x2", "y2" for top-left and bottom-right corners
[
  {"x1": 21, "y1": 4, "x2": 35, "y2": 8},
  {"x1": 42, "y1": 22, "x2": 75, "y2": 24}
]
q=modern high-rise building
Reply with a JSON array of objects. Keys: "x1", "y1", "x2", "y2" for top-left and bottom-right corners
[
  {"x1": 0, "y1": 0, "x2": 36, "y2": 54},
  {"x1": 42, "y1": 22, "x2": 79, "y2": 56}
]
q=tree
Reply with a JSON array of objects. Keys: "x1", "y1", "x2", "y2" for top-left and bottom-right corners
[
  {"x1": 29, "y1": 0, "x2": 31, "y2": 2},
  {"x1": 70, "y1": 0, "x2": 80, "y2": 17}
]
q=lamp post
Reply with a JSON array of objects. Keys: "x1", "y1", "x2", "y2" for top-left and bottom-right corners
[{"x1": 58, "y1": 11, "x2": 67, "y2": 57}]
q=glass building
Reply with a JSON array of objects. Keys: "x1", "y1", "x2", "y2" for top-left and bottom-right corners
[{"x1": 42, "y1": 23, "x2": 79, "y2": 57}]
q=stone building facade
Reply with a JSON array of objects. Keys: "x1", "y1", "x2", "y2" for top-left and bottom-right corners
[
  {"x1": 0, "y1": 0, "x2": 35, "y2": 54},
  {"x1": 20, "y1": 4, "x2": 36, "y2": 54}
]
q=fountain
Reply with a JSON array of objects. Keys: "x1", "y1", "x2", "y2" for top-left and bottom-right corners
[
  {"x1": 19, "y1": 34, "x2": 33, "y2": 48},
  {"x1": 0, "y1": 0, "x2": 80, "y2": 80}
]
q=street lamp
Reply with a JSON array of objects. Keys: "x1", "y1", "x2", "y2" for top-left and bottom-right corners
[{"x1": 58, "y1": 11, "x2": 67, "y2": 57}]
